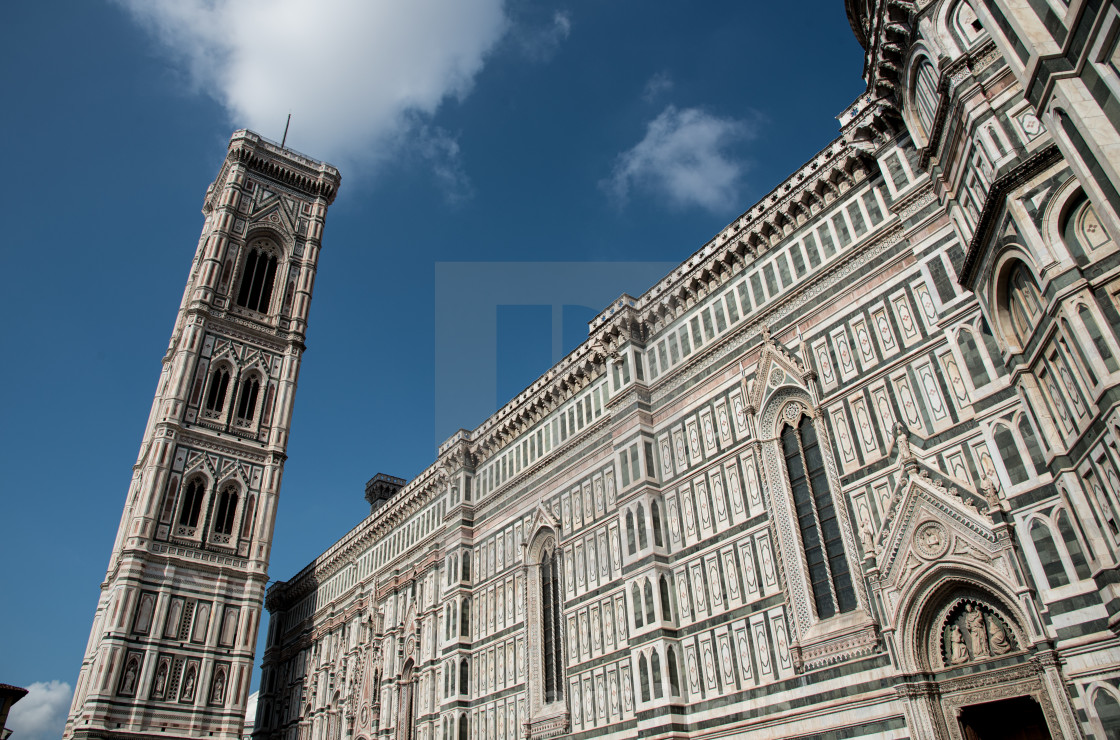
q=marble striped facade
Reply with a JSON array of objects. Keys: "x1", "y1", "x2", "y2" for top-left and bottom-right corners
[{"x1": 255, "y1": 1, "x2": 1120, "y2": 738}]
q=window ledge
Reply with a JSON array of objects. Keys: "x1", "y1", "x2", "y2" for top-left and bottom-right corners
[{"x1": 793, "y1": 609, "x2": 880, "y2": 671}]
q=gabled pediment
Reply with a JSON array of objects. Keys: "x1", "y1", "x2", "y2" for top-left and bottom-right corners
[
  {"x1": 874, "y1": 461, "x2": 1003, "y2": 587},
  {"x1": 746, "y1": 329, "x2": 811, "y2": 412},
  {"x1": 248, "y1": 200, "x2": 296, "y2": 240}
]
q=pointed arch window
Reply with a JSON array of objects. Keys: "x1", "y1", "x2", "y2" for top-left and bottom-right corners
[
  {"x1": 236, "y1": 240, "x2": 279, "y2": 313},
  {"x1": 459, "y1": 658, "x2": 469, "y2": 695},
  {"x1": 781, "y1": 414, "x2": 856, "y2": 619},
  {"x1": 632, "y1": 583, "x2": 644, "y2": 629},
  {"x1": 651, "y1": 502, "x2": 664, "y2": 547},
  {"x1": 667, "y1": 646, "x2": 681, "y2": 696},
  {"x1": 659, "y1": 575, "x2": 672, "y2": 621},
  {"x1": 626, "y1": 511, "x2": 636, "y2": 555},
  {"x1": 213, "y1": 484, "x2": 238, "y2": 538},
  {"x1": 636, "y1": 504, "x2": 648, "y2": 549},
  {"x1": 235, "y1": 375, "x2": 261, "y2": 423},
  {"x1": 638, "y1": 654, "x2": 650, "y2": 702},
  {"x1": 651, "y1": 651, "x2": 663, "y2": 699},
  {"x1": 179, "y1": 478, "x2": 205, "y2": 529},
  {"x1": 643, "y1": 579, "x2": 655, "y2": 625},
  {"x1": 539, "y1": 546, "x2": 564, "y2": 703},
  {"x1": 205, "y1": 367, "x2": 231, "y2": 413}
]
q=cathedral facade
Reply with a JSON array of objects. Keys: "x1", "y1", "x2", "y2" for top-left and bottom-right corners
[
  {"x1": 68, "y1": 0, "x2": 1120, "y2": 738},
  {"x1": 255, "y1": 1, "x2": 1120, "y2": 738}
]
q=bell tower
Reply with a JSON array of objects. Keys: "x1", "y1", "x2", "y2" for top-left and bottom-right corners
[{"x1": 64, "y1": 130, "x2": 340, "y2": 740}]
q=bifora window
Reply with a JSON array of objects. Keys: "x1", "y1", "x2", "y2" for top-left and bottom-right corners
[
  {"x1": 236, "y1": 239, "x2": 279, "y2": 313},
  {"x1": 205, "y1": 367, "x2": 231, "y2": 413},
  {"x1": 540, "y1": 546, "x2": 565, "y2": 703},
  {"x1": 781, "y1": 414, "x2": 856, "y2": 619},
  {"x1": 212, "y1": 484, "x2": 239, "y2": 537},
  {"x1": 179, "y1": 479, "x2": 205, "y2": 529},
  {"x1": 235, "y1": 375, "x2": 261, "y2": 422}
]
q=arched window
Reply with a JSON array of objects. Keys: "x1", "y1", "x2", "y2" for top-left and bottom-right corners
[
  {"x1": 236, "y1": 239, "x2": 279, "y2": 313},
  {"x1": 781, "y1": 414, "x2": 856, "y2": 619},
  {"x1": 539, "y1": 546, "x2": 564, "y2": 703},
  {"x1": 235, "y1": 375, "x2": 261, "y2": 422},
  {"x1": 626, "y1": 511, "x2": 636, "y2": 555},
  {"x1": 205, "y1": 366, "x2": 231, "y2": 413},
  {"x1": 651, "y1": 502, "x2": 664, "y2": 547},
  {"x1": 643, "y1": 579, "x2": 655, "y2": 625},
  {"x1": 460, "y1": 597, "x2": 470, "y2": 637},
  {"x1": 212, "y1": 485, "x2": 238, "y2": 537},
  {"x1": 179, "y1": 478, "x2": 205, "y2": 529},
  {"x1": 632, "y1": 583, "x2": 644, "y2": 628},
  {"x1": 993, "y1": 425, "x2": 1028, "y2": 485},
  {"x1": 638, "y1": 654, "x2": 650, "y2": 702},
  {"x1": 398, "y1": 661, "x2": 416, "y2": 740},
  {"x1": 667, "y1": 647, "x2": 680, "y2": 696},
  {"x1": 1030, "y1": 519, "x2": 1070, "y2": 589},
  {"x1": 1006, "y1": 262, "x2": 1042, "y2": 346},
  {"x1": 913, "y1": 60, "x2": 939, "y2": 134},
  {"x1": 462, "y1": 551, "x2": 471, "y2": 581},
  {"x1": 651, "y1": 651, "x2": 663, "y2": 699},
  {"x1": 958, "y1": 328, "x2": 990, "y2": 387},
  {"x1": 458, "y1": 715, "x2": 468, "y2": 740},
  {"x1": 1063, "y1": 195, "x2": 1114, "y2": 255},
  {"x1": 459, "y1": 659, "x2": 469, "y2": 695},
  {"x1": 1056, "y1": 510, "x2": 1092, "y2": 580},
  {"x1": 444, "y1": 666, "x2": 450, "y2": 698},
  {"x1": 636, "y1": 504, "x2": 648, "y2": 550},
  {"x1": 1093, "y1": 688, "x2": 1120, "y2": 739},
  {"x1": 659, "y1": 575, "x2": 672, "y2": 622}
]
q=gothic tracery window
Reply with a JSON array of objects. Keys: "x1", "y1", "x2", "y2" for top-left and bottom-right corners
[
  {"x1": 205, "y1": 366, "x2": 231, "y2": 414},
  {"x1": 212, "y1": 484, "x2": 239, "y2": 538},
  {"x1": 781, "y1": 414, "x2": 856, "y2": 619},
  {"x1": 179, "y1": 478, "x2": 205, "y2": 530},
  {"x1": 236, "y1": 239, "x2": 279, "y2": 313},
  {"x1": 235, "y1": 374, "x2": 261, "y2": 423},
  {"x1": 540, "y1": 545, "x2": 564, "y2": 703}
]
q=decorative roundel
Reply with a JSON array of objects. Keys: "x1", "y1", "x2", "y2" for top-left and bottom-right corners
[
  {"x1": 914, "y1": 520, "x2": 950, "y2": 559},
  {"x1": 769, "y1": 368, "x2": 785, "y2": 388},
  {"x1": 405, "y1": 636, "x2": 415, "y2": 657},
  {"x1": 783, "y1": 402, "x2": 803, "y2": 422},
  {"x1": 359, "y1": 706, "x2": 370, "y2": 727}
]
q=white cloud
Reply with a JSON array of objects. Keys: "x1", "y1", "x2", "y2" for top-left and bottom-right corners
[
  {"x1": 513, "y1": 10, "x2": 572, "y2": 63},
  {"x1": 114, "y1": 0, "x2": 509, "y2": 170},
  {"x1": 641, "y1": 71, "x2": 673, "y2": 102},
  {"x1": 605, "y1": 106, "x2": 754, "y2": 213},
  {"x1": 411, "y1": 124, "x2": 473, "y2": 205},
  {"x1": 6, "y1": 681, "x2": 72, "y2": 740}
]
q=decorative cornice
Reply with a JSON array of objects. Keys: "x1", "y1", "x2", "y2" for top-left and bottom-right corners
[{"x1": 957, "y1": 143, "x2": 1062, "y2": 288}]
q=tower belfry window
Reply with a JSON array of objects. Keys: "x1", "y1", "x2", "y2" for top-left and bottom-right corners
[
  {"x1": 236, "y1": 241, "x2": 279, "y2": 313},
  {"x1": 213, "y1": 485, "x2": 238, "y2": 538},
  {"x1": 179, "y1": 479, "x2": 205, "y2": 529},
  {"x1": 236, "y1": 376, "x2": 261, "y2": 422},
  {"x1": 205, "y1": 368, "x2": 231, "y2": 413},
  {"x1": 781, "y1": 414, "x2": 856, "y2": 619}
]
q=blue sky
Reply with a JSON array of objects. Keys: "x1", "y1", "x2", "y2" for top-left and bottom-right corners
[{"x1": 0, "y1": 1, "x2": 865, "y2": 735}]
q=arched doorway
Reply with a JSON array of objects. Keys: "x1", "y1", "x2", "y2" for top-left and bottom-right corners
[{"x1": 957, "y1": 695, "x2": 1052, "y2": 739}]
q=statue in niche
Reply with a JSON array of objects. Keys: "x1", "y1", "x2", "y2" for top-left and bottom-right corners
[
  {"x1": 121, "y1": 658, "x2": 138, "y2": 694},
  {"x1": 182, "y1": 665, "x2": 197, "y2": 701},
  {"x1": 987, "y1": 614, "x2": 1012, "y2": 655},
  {"x1": 965, "y1": 604, "x2": 989, "y2": 658},
  {"x1": 212, "y1": 669, "x2": 226, "y2": 704},
  {"x1": 153, "y1": 661, "x2": 168, "y2": 698},
  {"x1": 948, "y1": 624, "x2": 969, "y2": 665}
]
